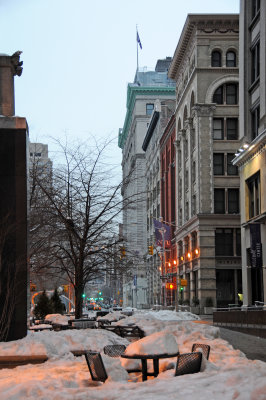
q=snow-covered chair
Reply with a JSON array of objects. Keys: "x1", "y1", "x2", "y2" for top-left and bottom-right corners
[
  {"x1": 84, "y1": 351, "x2": 108, "y2": 382},
  {"x1": 175, "y1": 352, "x2": 202, "y2": 376},
  {"x1": 103, "y1": 345, "x2": 126, "y2": 357},
  {"x1": 191, "y1": 343, "x2": 210, "y2": 360}
]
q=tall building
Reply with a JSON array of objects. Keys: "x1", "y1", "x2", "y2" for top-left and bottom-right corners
[
  {"x1": 233, "y1": 0, "x2": 266, "y2": 305},
  {"x1": 119, "y1": 58, "x2": 175, "y2": 308},
  {"x1": 168, "y1": 14, "x2": 241, "y2": 309},
  {"x1": 142, "y1": 99, "x2": 175, "y2": 306}
]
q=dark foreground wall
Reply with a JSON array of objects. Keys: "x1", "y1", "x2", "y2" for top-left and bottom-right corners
[
  {"x1": 0, "y1": 119, "x2": 28, "y2": 341},
  {"x1": 213, "y1": 310, "x2": 266, "y2": 338}
]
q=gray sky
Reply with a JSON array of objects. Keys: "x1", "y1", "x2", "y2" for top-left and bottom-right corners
[{"x1": 0, "y1": 0, "x2": 239, "y2": 164}]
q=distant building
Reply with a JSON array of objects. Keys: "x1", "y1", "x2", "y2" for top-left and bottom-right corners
[
  {"x1": 119, "y1": 59, "x2": 175, "y2": 308},
  {"x1": 168, "y1": 14, "x2": 241, "y2": 309},
  {"x1": 233, "y1": 0, "x2": 266, "y2": 305},
  {"x1": 29, "y1": 142, "x2": 52, "y2": 182}
]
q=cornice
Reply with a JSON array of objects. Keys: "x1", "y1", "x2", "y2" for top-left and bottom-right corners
[
  {"x1": 118, "y1": 85, "x2": 175, "y2": 149},
  {"x1": 233, "y1": 129, "x2": 266, "y2": 168},
  {"x1": 168, "y1": 14, "x2": 239, "y2": 80}
]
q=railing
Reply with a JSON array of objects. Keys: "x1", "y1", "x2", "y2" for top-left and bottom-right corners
[{"x1": 214, "y1": 303, "x2": 266, "y2": 312}]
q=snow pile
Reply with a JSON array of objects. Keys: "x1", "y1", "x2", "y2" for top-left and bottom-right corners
[
  {"x1": 45, "y1": 314, "x2": 69, "y2": 325},
  {"x1": 125, "y1": 331, "x2": 179, "y2": 356},
  {"x1": 0, "y1": 310, "x2": 265, "y2": 400},
  {"x1": 97, "y1": 311, "x2": 125, "y2": 322}
]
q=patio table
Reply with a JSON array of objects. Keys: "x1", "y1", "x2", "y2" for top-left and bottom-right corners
[{"x1": 121, "y1": 351, "x2": 179, "y2": 381}]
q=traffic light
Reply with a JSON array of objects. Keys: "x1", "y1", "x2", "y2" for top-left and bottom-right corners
[
  {"x1": 82, "y1": 293, "x2": 86, "y2": 298},
  {"x1": 148, "y1": 245, "x2": 154, "y2": 255},
  {"x1": 120, "y1": 246, "x2": 126, "y2": 259},
  {"x1": 179, "y1": 286, "x2": 184, "y2": 292},
  {"x1": 30, "y1": 282, "x2": 36, "y2": 292}
]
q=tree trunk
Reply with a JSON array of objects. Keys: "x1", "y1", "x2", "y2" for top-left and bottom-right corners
[{"x1": 75, "y1": 285, "x2": 84, "y2": 319}]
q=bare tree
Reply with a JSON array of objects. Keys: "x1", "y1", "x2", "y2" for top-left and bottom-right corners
[{"x1": 30, "y1": 137, "x2": 140, "y2": 318}]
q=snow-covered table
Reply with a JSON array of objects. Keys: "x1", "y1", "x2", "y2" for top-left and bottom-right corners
[{"x1": 121, "y1": 351, "x2": 179, "y2": 381}]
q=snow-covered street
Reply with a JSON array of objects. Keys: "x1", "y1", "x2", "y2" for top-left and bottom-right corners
[{"x1": 0, "y1": 310, "x2": 265, "y2": 400}]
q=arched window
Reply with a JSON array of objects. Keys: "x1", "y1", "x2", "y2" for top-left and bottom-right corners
[
  {"x1": 211, "y1": 50, "x2": 222, "y2": 67},
  {"x1": 183, "y1": 106, "x2": 188, "y2": 122},
  {"x1": 177, "y1": 118, "x2": 182, "y2": 132},
  {"x1": 226, "y1": 51, "x2": 236, "y2": 67},
  {"x1": 213, "y1": 83, "x2": 238, "y2": 105},
  {"x1": 190, "y1": 91, "x2": 195, "y2": 113}
]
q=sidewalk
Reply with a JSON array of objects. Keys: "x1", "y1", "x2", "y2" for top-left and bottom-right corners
[{"x1": 199, "y1": 315, "x2": 266, "y2": 363}]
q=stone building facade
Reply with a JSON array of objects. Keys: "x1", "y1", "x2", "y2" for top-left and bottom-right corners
[
  {"x1": 233, "y1": 0, "x2": 266, "y2": 305},
  {"x1": 168, "y1": 14, "x2": 241, "y2": 309},
  {"x1": 119, "y1": 60, "x2": 175, "y2": 308}
]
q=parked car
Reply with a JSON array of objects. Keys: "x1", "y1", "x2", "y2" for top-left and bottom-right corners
[{"x1": 113, "y1": 305, "x2": 122, "y2": 311}]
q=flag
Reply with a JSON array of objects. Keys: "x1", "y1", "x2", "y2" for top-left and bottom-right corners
[
  {"x1": 153, "y1": 219, "x2": 171, "y2": 248},
  {"x1": 137, "y1": 30, "x2": 142, "y2": 49}
]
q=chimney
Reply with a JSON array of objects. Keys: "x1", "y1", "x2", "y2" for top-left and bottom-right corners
[{"x1": 0, "y1": 51, "x2": 23, "y2": 116}]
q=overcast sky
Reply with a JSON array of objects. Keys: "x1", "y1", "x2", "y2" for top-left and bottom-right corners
[{"x1": 0, "y1": 0, "x2": 239, "y2": 164}]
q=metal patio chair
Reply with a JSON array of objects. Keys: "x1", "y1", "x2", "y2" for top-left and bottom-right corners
[
  {"x1": 84, "y1": 351, "x2": 108, "y2": 382},
  {"x1": 103, "y1": 344, "x2": 126, "y2": 357},
  {"x1": 191, "y1": 343, "x2": 210, "y2": 360},
  {"x1": 175, "y1": 352, "x2": 202, "y2": 376}
]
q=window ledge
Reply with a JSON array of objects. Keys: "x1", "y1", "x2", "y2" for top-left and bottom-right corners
[
  {"x1": 242, "y1": 212, "x2": 266, "y2": 227},
  {"x1": 249, "y1": 12, "x2": 260, "y2": 31},
  {"x1": 248, "y1": 77, "x2": 260, "y2": 94}
]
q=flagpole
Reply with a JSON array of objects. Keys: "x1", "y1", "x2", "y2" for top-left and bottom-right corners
[{"x1": 136, "y1": 25, "x2": 139, "y2": 73}]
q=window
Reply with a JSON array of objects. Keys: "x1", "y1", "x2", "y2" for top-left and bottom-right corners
[
  {"x1": 246, "y1": 172, "x2": 260, "y2": 219},
  {"x1": 226, "y1": 84, "x2": 238, "y2": 104},
  {"x1": 215, "y1": 228, "x2": 241, "y2": 256},
  {"x1": 251, "y1": 104, "x2": 260, "y2": 140},
  {"x1": 192, "y1": 161, "x2": 196, "y2": 183},
  {"x1": 214, "y1": 189, "x2": 225, "y2": 213},
  {"x1": 185, "y1": 169, "x2": 188, "y2": 191},
  {"x1": 226, "y1": 51, "x2": 236, "y2": 67},
  {"x1": 228, "y1": 189, "x2": 239, "y2": 214},
  {"x1": 251, "y1": 41, "x2": 260, "y2": 83},
  {"x1": 215, "y1": 228, "x2": 233, "y2": 256},
  {"x1": 178, "y1": 208, "x2": 182, "y2": 226},
  {"x1": 213, "y1": 118, "x2": 238, "y2": 140},
  {"x1": 178, "y1": 150, "x2": 182, "y2": 170},
  {"x1": 184, "y1": 139, "x2": 188, "y2": 159},
  {"x1": 213, "y1": 154, "x2": 224, "y2": 175},
  {"x1": 213, "y1": 86, "x2": 223, "y2": 104},
  {"x1": 213, "y1": 118, "x2": 224, "y2": 140},
  {"x1": 146, "y1": 103, "x2": 154, "y2": 115},
  {"x1": 185, "y1": 201, "x2": 189, "y2": 221},
  {"x1": 191, "y1": 231, "x2": 197, "y2": 250},
  {"x1": 251, "y1": 0, "x2": 260, "y2": 20},
  {"x1": 214, "y1": 188, "x2": 239, "y2": 214},
  {"x1": 192, "y1": 195, "x2": 196, "y2": 216},
  {"x1": 213, "y1": 84, "x2": 238, "y2": 105},
  {"x1": 226, "y1": 118, "x2": 238, "y2": 140},
  {"x1": 227, "y1": 154, "x2": 238, "y2": 175},
  {"x1": 211, "y1": 51, "x2": 222, "y2": 67}
]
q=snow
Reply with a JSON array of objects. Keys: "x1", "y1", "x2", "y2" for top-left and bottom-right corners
[{"x1": 0, "y1": 310, "x2": 265, "y2": 400}]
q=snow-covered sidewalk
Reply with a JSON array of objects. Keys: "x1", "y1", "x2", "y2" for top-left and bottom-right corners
[{"x1": 0, "y1": 310, "x2": 265, "y2": 400}]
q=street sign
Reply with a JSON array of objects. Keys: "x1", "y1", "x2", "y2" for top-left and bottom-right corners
[{"x1": 180, "y1": 279, "x2": 187, "y2": 286}]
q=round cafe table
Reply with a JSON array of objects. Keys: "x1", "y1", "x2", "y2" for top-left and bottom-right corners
[{"x1": 121, "y1": 351, "x2": 179, "y2": 381}]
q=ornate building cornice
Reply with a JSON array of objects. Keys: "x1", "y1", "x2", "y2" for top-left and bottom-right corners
[
  {"x1": 118, "y1": 85, "x2": 175, "y2": 149},
  {"x1": 168, "y1": 14, "x2": 239, "y2": 80},
  {"x1": 233, "y1": 129, "x2": 266, "y2": 168}
]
